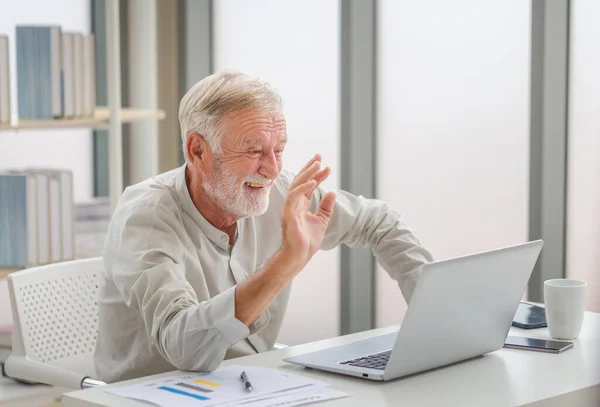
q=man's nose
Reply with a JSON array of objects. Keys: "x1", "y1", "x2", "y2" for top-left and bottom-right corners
[{"x1": 259, "y1": 151, "x2": 279, "y2": 179}]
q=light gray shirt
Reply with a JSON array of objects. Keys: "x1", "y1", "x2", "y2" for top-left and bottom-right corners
[{"x1": 95, "y1": 164, "x2": 433, "y2": 383}]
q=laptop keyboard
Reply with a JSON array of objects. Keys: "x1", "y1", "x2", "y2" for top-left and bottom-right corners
[{"x1": 339, "y1": 349, "x2": 392, "y2": 370}]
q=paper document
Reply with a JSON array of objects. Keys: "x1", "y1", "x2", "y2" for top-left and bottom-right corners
[
  {"x1": 106, "y1": 365, "x2": 350, "y2": 407},
  {"x1": 220, "y1": 388, "x2": 349, "y2": 407}
]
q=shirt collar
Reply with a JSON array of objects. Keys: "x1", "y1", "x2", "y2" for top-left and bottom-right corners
[{"x1": 175, "y1": 164, "x2": 232, "y2": 250}]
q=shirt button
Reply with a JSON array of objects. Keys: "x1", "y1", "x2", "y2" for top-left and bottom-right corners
[{"x1": 221, "y1": 235, "x2": 228, "y2": 242}]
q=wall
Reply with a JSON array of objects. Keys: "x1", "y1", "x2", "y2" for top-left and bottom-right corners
[
  {"x1": 376, "y1": 0, "x2": 531, "y2": 327},
  {"x1": 566, "y1": 0, "x2": 600, "y2": 312},
  {"x1": 0, "y1": 0, "x2": 93, "y2": 203},
  {"x1": 213, "y1": 0, "x2": 341, "y2": 345}
]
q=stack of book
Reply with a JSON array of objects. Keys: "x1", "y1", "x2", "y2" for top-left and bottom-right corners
[
  {"x1": 0, "y1": 169, "x2": 74, "y2": 270},
  {"x1": 4, "y1": 25, "x2": 96, "y2": 121},
  {"x1": 74, "y1": 197, "x2": 110, "y2": 259}
]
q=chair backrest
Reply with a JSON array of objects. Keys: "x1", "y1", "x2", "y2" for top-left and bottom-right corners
[{"x1": 7, "y1": 257, "x2": 103, "y2": 381}]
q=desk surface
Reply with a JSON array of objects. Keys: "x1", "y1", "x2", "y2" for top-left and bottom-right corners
[
  {"x1": 0, "y1": 375, "x2": 66, "y2": 407},
  {"x1": 63, "y1": 312, "x2": 600, "y2": 407}
]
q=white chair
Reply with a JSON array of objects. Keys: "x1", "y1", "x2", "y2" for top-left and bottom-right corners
[
  {"x1": 5, "y1": 257, "x2": 106, "y2": 389},
  {"x1": 5, "y1": 256, "x2": 287, "y2": 389}
]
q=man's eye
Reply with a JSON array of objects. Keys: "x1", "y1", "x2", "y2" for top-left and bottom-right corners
[
  {"x1": 275, "y1": 149, "x2": 284, "y2": 157},
  {"x1": 249, "y1": 150, "x2": 262, "y2": 156}
]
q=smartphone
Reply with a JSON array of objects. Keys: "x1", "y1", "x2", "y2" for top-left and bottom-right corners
[
  {"x1": 504, "y1": 335, "x2": 574, "y2": 353},
  {"x1": 512, "y1": 302, "x2": 547, "y2": 329}
]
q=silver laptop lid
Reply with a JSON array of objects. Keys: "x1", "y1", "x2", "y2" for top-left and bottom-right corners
[{"x1": 382, "y1": 240, "x2": 543, "y2": 380}]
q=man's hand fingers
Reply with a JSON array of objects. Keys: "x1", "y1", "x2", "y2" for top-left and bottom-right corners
[
  {"x1": 303, "y1": 166, "x2": 331, "y2": 199},
  {"x1": 316, "y1": 191, "x2": 336, "y2": 224},
  {"x1": 299, "y1": 154, "x2": 321, "y2": 174},
  {"x1": 311, "y1": 166, "x2": 331, "y2": 188},
  {"x1": 285, "y1": 180, "x2": 317, "y2": 213},
  {"x1": 290, "y1": 154, "x2": 322, "y2": 189},
  {"x1": 290, "y1": 161, "x2": 320, "y2": 190}
]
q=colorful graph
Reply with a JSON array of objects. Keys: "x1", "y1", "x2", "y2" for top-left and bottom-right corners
[
  {"x1": 157, "y1": 386, "x2": 210, "y2": 401},
  {"x1": 176, "y1": 382, "x2": 214, "y2": 393},
  {"x1": 156, "y1": 377, "x2": 222, "y2": 401},
  {"x1": 193, "y1": 378, "x2": 221, "y2": 387}
]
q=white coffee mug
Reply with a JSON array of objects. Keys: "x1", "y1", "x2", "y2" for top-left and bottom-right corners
[{"x1": 544, "y1": 279, "x2": 587, "y2": 340}]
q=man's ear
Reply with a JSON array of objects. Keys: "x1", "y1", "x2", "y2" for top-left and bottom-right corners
[{"x1": 186, "y1": 133, "x2": 209, "y2": 168}]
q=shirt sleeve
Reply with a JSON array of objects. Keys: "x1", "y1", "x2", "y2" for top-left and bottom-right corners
[
  {"x1": 103, "y1": 196, "x2": 249, "y2": 372},
  {"x1": 277, "y1": 169, "x2": 434, "y2": 304},
  {"x1": 320, "y1": 188, "x2": 434, "y2": 303}
]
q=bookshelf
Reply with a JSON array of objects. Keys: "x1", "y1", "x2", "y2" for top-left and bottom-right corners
[
  {"x1": 0, "y1": 268, "x2": 18, "y2": 278},
  {"x1": 0, "y1": 0, "x2": 159, "y2": 214},
  {"x1": 0, "y1": 1, "x2": 158, "y2": 274},
  {"x1": 0, "y1": 6, "x2": 145, "y2": 401},
  {"x1": 0, "y1": 107, "x2": 165, "y2": 131}
]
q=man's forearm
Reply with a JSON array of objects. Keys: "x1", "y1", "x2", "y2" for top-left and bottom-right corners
[{"x1": 234, "y1": 248, "x2": 303, "y2": 326}]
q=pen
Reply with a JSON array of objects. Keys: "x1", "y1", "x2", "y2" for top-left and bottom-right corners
[{"x1": 240, "y1": 371, "x2": 252, "y2": 392}]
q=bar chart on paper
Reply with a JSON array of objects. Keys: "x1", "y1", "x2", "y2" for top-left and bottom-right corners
[
  {"x1": 105, "y1": 365, "x2": 350, "y2": 407},
  {"x1": 156, "y1": 377, "x2": 221, "y2": 401}
]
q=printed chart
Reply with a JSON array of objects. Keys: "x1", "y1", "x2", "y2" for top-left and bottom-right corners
[{"x1": 106, "y1": 365, "x2": 349, "y2": 407}]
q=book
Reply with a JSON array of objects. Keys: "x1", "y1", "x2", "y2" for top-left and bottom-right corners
[
  {"x1": 2, "y1": 171, "x2": 38, "y2": 267},
  {"x1": 83, "y1": 34, "x2": 96, "y2": 117},
  {"x1": 16, "y1": 26, "x2": 62, "y2": 119},
  {"x1": 0, "y1": 35, "x2": 9, "y2": 124},
  {"x1": 73, "y1": 33, "x2": 84, "y2": 117},
  {"x1": 47, "y1": 172, "x2": 61, "y2": 263},
  {"x1": 30, "y1": 171, "x2": 50, "y2": 265},
  {"x1": 0, "y1": 174, "x2": 28, "y2": 268},
  {"x1": 39, "y1": 169, "x2": 75, "y2": 261},
  {"x1": 58, "y1": 171, "x2": 74, "y2": 261},
  {"x1": 0, "y1": 169, "x2": 74, "y2": 268},
  {"x1": 74, "y1": 198, "x2": 110, "y2": 259},
  {"x1": 50, "y1": 27, "x2": 62, "y2": 118},
  {"x1": 24, "y1": 173, "x2": 38, "y2": 266},
  {"x1": 61, "y1": 33, "x2": 75, "y2": 118}
]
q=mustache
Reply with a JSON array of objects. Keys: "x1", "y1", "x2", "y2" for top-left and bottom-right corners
[{"x1": 244, "y1": 174, "x2": 275, "y2": 185}]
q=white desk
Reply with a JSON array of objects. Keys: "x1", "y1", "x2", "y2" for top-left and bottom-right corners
[
  {"x1": 0, "y1": 375, "x2": 66, "y2": 407},
  {"x1": 63, "y1": 312, "x2": 600, "y2": 407}
]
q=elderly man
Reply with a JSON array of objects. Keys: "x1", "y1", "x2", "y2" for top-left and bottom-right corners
[{"x1": 95, "y1": 70, "x2": 433, "y2": 383}]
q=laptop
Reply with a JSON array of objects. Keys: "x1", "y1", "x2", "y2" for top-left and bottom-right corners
[{"x1": 283, "y1": 240, "x2": 543, "y2": 381}]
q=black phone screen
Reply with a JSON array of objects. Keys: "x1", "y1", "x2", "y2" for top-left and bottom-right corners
[
  {"x1": 504, "y1": 335, "x2": 573, "y2": 353},
  {"x1": 512, "y1": 302, "x2": 547, "y2": 329}
]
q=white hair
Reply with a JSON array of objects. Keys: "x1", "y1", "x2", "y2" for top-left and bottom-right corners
[{"x1": 178, "y1": 70, "x2": 283, "y2": 161}]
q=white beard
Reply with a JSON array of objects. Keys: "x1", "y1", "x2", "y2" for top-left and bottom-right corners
[{"x1": 203, "y1": 160, "x2": 273, "y2": 218}]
